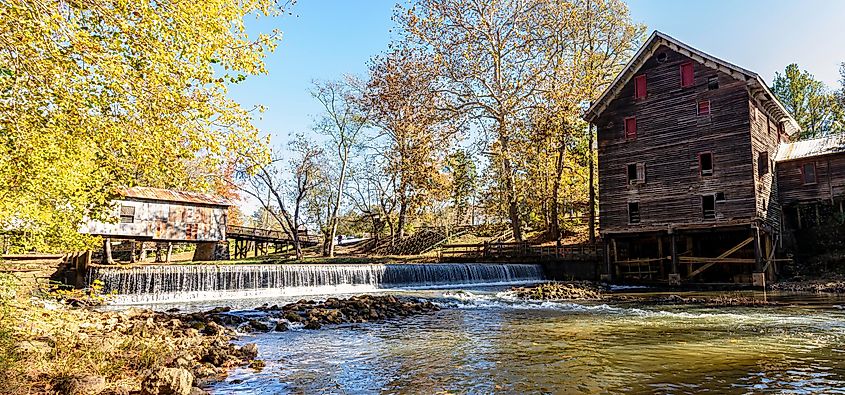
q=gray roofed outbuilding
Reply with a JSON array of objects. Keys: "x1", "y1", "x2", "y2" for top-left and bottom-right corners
[{"x1": 775, "y1": 134, "x2": 845, "y2": 162}]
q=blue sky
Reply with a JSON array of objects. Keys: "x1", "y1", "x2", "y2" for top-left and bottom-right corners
[{"x1": 230, "y1": 0, "x2": 845, "y2": 148}]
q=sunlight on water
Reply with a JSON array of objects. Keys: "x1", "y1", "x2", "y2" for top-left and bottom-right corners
[{"x1": 207, "y1": 289, "x2": 845, "y2": 394}]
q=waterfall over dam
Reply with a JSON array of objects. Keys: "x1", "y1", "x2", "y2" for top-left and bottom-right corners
[{"x1": 88, "y1": 263, "x2": 545, "y2": 304}]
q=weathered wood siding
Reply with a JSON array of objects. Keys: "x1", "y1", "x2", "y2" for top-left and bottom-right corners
[
  {"x1": 82, "y1": 199, "x2": 228, "y2": 241},
  {"x1": 597, "y1": 46, "x2": 756, "y2": 233},
  {"x1": 749, "y1": 104, "x2": 786, "y2": 231},
  {"x1": 777, "y1": 154, "x2": 845, "y2": 205}
]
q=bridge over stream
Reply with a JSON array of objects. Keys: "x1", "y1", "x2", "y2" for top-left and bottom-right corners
[{"x1": 226, "y1": 225, "x2": 320, "y2": 259}]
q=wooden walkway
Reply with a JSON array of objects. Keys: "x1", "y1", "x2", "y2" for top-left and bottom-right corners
[{"x1": 226, "y1": 225, "x2": 319, "y2": 259}]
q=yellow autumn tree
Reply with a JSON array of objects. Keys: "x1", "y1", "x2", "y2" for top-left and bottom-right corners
[{"x1": 0, "y1": 0, "x2": 284, "y2": 252}]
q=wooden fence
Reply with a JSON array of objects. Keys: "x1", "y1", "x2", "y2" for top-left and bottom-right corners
[{"x1": 439, "y1": 241, "x2": 601, "y2": 261}]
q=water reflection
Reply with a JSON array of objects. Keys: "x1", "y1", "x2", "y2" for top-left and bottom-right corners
[{"x1": 209, "y1": 290, "x2": 845, "y2": 394}]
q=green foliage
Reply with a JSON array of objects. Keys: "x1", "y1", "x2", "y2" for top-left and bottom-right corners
[
  {"x1": 0, "y1": 0, "x2": 284, "y2": 252},
  {"x1": 772, "y1": 63, "x2": 845, "y2": 139},
  {"x1": 0, "y1": 273, "x2": 20, "y2": 386},
  {"x1": 445, "y1": 150, "x2": 477, "y2": 225}
]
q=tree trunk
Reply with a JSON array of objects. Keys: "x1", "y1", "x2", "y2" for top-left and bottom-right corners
[
  {"x1": 499, "y1": 131, "x2": 522, "y2": 242},
  {"x1": 550, "y1": 137, "x2": 567, "y2": 241},
  {"x1": 588, "y1": 123, "x2": 596, "y2": 244},
  {"x1": 397, "y1": 198, "x2": 407, "y2": 239},
  {"x1": 326, "y1": 150, "x2": 350, "y2": 258}
]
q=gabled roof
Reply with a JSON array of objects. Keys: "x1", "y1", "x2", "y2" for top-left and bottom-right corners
[
  {"x1": 776, "y1": 134, "x2": 845, "y2": 162},
  {"x1": 583, "y1": 31, "x2": 800, "y2": 136},
  {"x1": 121, "y1": 187, "x2": 231, "y2": 207}
]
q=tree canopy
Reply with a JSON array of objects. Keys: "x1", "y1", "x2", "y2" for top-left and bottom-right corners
[
  {"x1": 0, "y1": 0, "x2": 285, "y2": 251},
  {"x1": 772, "y1": 63, "x2": 844, "y2": 139}
]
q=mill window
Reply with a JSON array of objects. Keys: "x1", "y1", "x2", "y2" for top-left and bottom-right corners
[
  {"x1": 702, "y1": 195, "x2": 716, "y2": 219},
  {"x1": 634, "y1": 75, "x2": 647, "y2": 100},
  {"x1": 697, "y1": 100, "x2": 711, "y2": 116},
  {"x1": 708, "y1": 77, "x2": 719, "y2": 90},
  {"x1": 627, "y1": 163, "x2": 645, "y2": 185},
  {"x1": 680, "y1": 62, "x2": 694, "y2": 87},
  {"x1": 758, "y1": 152, "x2": 769, "y2": 177},
  {"x1": 699, "y1": 152, "x2": 713, "y2": 176},
  {"x1": 628, "y1": 202, "x2": 641, "y2": 223},
  {"x1": 624, "y1": 117, "x2": 637, "y2": 139},
  {"x1": 801, "y1": 163, "x2": 817, "y2": 185},
  {"x1": 119, "y1": 205, "x2": 135, "y2": 223}
]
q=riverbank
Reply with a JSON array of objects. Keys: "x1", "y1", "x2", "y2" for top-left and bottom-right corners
[{"x1": 0, "y1": 270, "x2": 440, "y2": 395}]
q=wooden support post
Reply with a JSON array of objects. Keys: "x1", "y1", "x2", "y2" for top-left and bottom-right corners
[
  {"x1": 166, "y1": 242, "x2": 173, "y2": 263},
  {"x1": 139, "y1": 242, "x2": 148, "y2": 261},
  {"x1": 254, "y1": 240, "x2": 259, "y2": 258},
  {"x1": 670, "y1": 234, "x2": 678, "y2": 275},
  {"x1": 130, "y1": 240, "x2": 136, "y2": 263},
  {"x1": 604, "y1": 239, "x2": 613, "y2": 282},
  {"x1": 102, "y1": 238, "x2": 114, "y2": 265},
  {"x1": 657, "y1": 235, "x2": 665, "y2": 279},
  {"x1": 753, "y1": 228, "x2": 763, "y2": 272},
  {"x1": 765, "y1": 233, "x2": 774, "y2": 280}
]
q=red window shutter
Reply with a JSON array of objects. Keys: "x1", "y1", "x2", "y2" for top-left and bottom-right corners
[
  {"x1": 635, "y1": 75, "x2": 647, "y2": 99},
  {"x1": 698, "y1": 100, "x2": 710, "y2": 115},
  {"x1": 680, "y1": 62, "x2": 694, "y2": 87},
  {"x1": 625, "y1": 117, "x2": 637, "y2": 139}
]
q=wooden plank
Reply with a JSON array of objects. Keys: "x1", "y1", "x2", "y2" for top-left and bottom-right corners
[{"x1": 687, "y1": 236, "x2": 753, "y2": 278}]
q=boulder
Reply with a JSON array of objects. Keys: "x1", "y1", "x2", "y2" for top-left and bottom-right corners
[
  {"x1": 140, "y1": 368, "x2": 193, "y2": 395},
  {"x1": 53, "y1": 374, "x2": 107, "y2": 395},
  {"x1": 238, "y1": 343, "x2": 259, "y2": 361}
]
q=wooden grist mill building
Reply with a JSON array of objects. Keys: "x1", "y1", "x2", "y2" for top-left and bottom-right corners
[{"x1": 583, "y1": 31, "x2": 801, "y2": 285}]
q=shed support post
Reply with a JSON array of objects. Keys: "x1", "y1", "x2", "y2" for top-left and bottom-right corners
[
  {"x1": 102, "y1": 238, "x2": 114, "y2": 265},
  {"x1": 129, "y1": 240, "x2": 136, "y2": 263},
  {"x1": 166, "y1": 242, "x2": 173, "y2": 263},
  {"x1": 139, "y1": 242, "x2": 148, "y2": 261}
]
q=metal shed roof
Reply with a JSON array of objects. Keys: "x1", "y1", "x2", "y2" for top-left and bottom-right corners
[
  {"x1": 776, "y1": 134, "x2": 845, "y2": 162},
  {"x1": 121, "y1": 187, "x2": 231, "y2": 206}
]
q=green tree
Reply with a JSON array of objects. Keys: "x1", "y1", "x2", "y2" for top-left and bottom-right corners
[
  {"x1": 0, "y1": 0, "x2": 285, "y2": 252},
  {"x1": 445, "y1": 150, "x2": 478, "y2": 226},
  {"x1": 772, "y1": 63, "x2": 842, "y2": 139},
  {"x1": 312, "y1": 78, "x2": 370, "y2": 257}
]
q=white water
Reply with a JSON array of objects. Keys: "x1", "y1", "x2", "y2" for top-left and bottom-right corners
[{"x1": 88, "y1": 263, "x2": 545, "y2": 304}]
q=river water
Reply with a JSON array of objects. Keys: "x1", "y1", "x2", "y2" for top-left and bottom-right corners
[
  {"x1": 94, "y1": 264, "x2": 845, "y2": 394},
  {"x1": 175, "y1": 288, "x2": 845, "y2": 395}
]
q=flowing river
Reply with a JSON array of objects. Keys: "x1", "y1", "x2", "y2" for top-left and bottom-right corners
[{"x1": 92, "y1": 264, "x2": 845, "y2": 394}]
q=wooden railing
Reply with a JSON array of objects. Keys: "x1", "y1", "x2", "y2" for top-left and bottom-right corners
[{"x1": 439, "y1": 241, "x2": 601, "y2": 261}]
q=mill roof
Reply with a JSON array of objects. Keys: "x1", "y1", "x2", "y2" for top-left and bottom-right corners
[{"x1": 583, "y1": 31, "x2": 801, "y2": 136}]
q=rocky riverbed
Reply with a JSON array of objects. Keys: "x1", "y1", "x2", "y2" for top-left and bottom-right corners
[
  {"x1": 508, "y1": 282, "x2": 782, "y2": 307},
  {"x1": 507, "y1": 282, "x2": 605, "y2": 300},
  {"x1": 771, "y1": 279, "x2": 845, "y2": 294},
  {"x1": 5, "y1": 293, "x2": 440, "y2": 395}
]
